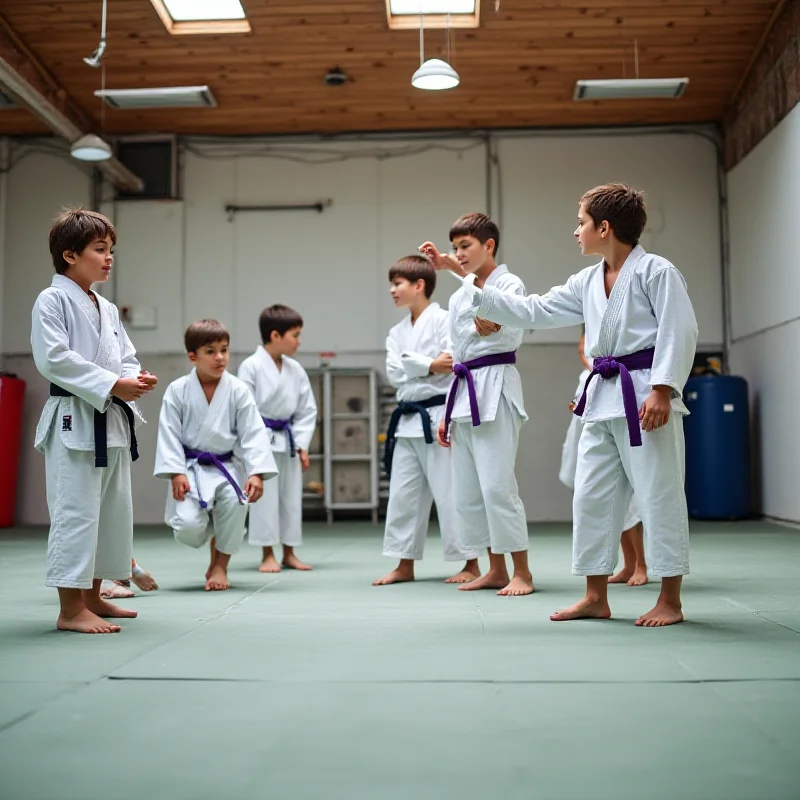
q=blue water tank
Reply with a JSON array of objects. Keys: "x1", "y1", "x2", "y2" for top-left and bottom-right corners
[{"x1": 683, "y1": 375, "x2": 750, "y2": 519}]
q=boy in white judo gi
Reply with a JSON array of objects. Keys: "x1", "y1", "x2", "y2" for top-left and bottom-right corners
[
  {"x1": 560, "y1": 333, "x2": 648, "y2": 587},
  {"x1": 238, "y1": 305, "x2": 317, "y2": 572},
  {"x1": 32, "y1": 208, "x2": 159, "y2": 634},
  {"x1": 439, "y1": 184, "x2": 697, "y2": 626},
  {"x1": 372, "y1": 255, "x2": 480, "y2": 586},
  {"x1": 419, "y1": 213, "x2": 534, "y2": 596},
  {"x1": 155, "y1": 320, "x2": 277, "y2": 591}
]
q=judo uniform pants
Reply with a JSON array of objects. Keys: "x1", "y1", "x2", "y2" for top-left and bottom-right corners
[
  {"x1": 45, "y1": 439, "x2": 132, "y2": 589},
  {"x1": 573, "y1": 415, "x2": 689, "y2": 577},
  {"x1": 169, "y1": 483, "x2": 249, "y2": 555},
  {"x1": 382, "y1": 436, "x2": 478, "y2": 562},
  {"x1": 248, "y1": 451, "x2": 303, "y2": 548},
  {"x1": 450, "y1": 396, "x2": 529, "y2": 555}
]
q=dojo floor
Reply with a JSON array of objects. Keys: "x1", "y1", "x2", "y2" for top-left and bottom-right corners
[{"x1": 1, "y1": 521, "x2": 799, "y2": 800}]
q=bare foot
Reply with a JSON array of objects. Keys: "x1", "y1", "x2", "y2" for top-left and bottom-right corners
[
  {"x1": 282, "y1": 553, "x2": 313, "y2": 571},
  {"x1": 635, "y1": 601, "x2": 683, "y2": 627},
  {"x1": 608, "y1": 568, "x2": 633, "y2": 584},
  {"x1": 258, "y1": 553, "x2": 281, "y2": 573},
  {"x1": 205, "y1": 564, "x2": 230, "y2": 591},
  {"x1": 100, "y1": 580, "x2": 135, "y2": 599},
  {"x1": 131, "y1": 571, "x2": 159, "y2": 592},
  {"x1": 444, "y1": 567, "x2": 480, "y2": 584},
  {"x1": 498, "y1": 575, "x2": 534, "y2": 596},
  {"x1": 57, "y1": 608, "x2": 122, "y2": 634},
  {"x1": 372, "y1": 567, "x2": 414, "y2": 586},
  {"x1": 627, "y1": 568, "x2": 649, "y2": 587},
  {"x1": 84, "y1": 597, "x2": 139, "y2": 619},
  {"x1": 458, "y1": 570, "x2": 509, "y2": 592},
  {"x1": 550, "y1": 597, "x2": 611, "y2": 621}
]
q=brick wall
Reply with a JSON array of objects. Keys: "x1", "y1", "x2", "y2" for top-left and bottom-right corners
[{"x1": 723, "y1": 0, "x2": 800, "y2": 170}]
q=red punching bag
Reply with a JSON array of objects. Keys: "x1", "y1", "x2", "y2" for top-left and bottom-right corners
[{"x1": 0, "y1": 373, "x2": 26, "y2": 528}]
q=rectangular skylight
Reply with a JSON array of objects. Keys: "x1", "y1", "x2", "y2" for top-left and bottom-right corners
[
  {"x1": 150, "y1": 0, "x2": 251, "y2": 34},
  {"x1": 95, "y1": 86, "x2": 217, "y2": 109},
  {"x1": 573, "y1": 78, "x2": 689, "y2": 101},
  {"x1": 386, "y1": 0, "x2": 479, "y2": 28},
  {"x1": 163, "y1": 0, "x2": 246, "y2": 21}
]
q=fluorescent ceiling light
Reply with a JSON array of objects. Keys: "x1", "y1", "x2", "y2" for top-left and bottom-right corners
[
  {"x1": 573, "y1": 78, "x2": 689, "y2": 100},
  {"x1": 95, "y1": 86, "x2": 217, "y2": 109},
  {"x1": 163, "y1": 0, "x2": 245, "y2": 20},
  {"x1": 386, "y1": 0, "x2": 479, "y2": 29},
  {"x1": 70, "y1": 134, "x2": 112, "y2": 162},
  {"x1": 149, "y1": 0, "x2": 250, "y2": 34},
  {"x1": 390, "y1": 0, "x2": 475, "y2": 13},
  {"x1": 412, "y1": 59, "x2": 460, "y2": 91}
]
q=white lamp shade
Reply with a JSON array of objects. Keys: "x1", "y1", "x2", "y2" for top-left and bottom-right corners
[
  {"x1": 411, "y1": 58, "x2": 460, "y2": 90},
  {"x1": 70, "y1": 134, "x2": 112, "y2": 162}
]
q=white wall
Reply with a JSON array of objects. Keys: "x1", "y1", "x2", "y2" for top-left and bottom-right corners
[
  {"x1": 2, "y1": 130, "x2": 723, "y2": 525},
  {"x1": 727, "y1": 104, "x2": 800, "y2": 523}
]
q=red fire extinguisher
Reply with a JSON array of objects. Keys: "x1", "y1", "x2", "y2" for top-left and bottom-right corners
[{"x1": 0, "y1": 373, "x2": 26, "y2": 528}]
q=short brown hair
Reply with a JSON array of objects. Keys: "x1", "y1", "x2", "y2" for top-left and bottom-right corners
[
  {"x1": 49, "y1": 207, "x2": 117, "y2": 274},
  {"x1": 579, "y1": 184, "x2": 647, "y2": 247},
  {"x1": 259, "y1": 304, "x2": 303, "y2": 344},
  {"x1": 184, "y1": 319, "x2": 230, "y2": 353},
  {"x1": 449, "y1": 212, "x2": 500, "y2": 256},
  {"x1": 389, "y1": 255, "x2": 436, "y2": 299}
]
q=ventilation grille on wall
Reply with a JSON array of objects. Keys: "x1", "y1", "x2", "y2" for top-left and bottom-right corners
[{"x1": 95, "y1": 86, "x2": 217, "y2": 109}]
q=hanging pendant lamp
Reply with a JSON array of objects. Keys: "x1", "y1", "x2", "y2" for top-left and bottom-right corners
[{"x1": 411, "y1": 11, "x2": 459, "y2": 90}]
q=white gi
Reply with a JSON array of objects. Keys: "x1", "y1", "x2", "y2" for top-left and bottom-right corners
[
  {"x1": 238, "y1": 348, "x2": 317, "y2": 549},
  {"x1": 154, "y1": 370, "x2": 277, "y2": 555},
  {"x1": 560, "y1": 368, "x2": 641, "y2": 531},
  {"x1": 470, "y1": 245, "x2": 698, "y2": 576},
  {"x1": 447, "y1": 265, "x2": 529, "y2": 555},
  {"x1": 32, "y1": 275, "x2": 142, "y2": 589},
  {"x1": 383, "y1": 302, "x2": 478, "y2": 562}
]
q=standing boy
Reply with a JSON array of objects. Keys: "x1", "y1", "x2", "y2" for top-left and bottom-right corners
[
  {"x1": 447, "y1": 184, "x2": 697, "y2": 626},
  {"x1": 155, "y1": 320, "x2": 277, "y2": 591},
  {"x1": 239, "y1": 305, "x2": 317, "y2": 572},
  {"x1": 420, "y1": 213, "x2": 534, "y2": 596},
  {"x1": 373, "y1": 255, "x2": 480, "y2": 586},
  {"x1": 32, "y1": 208, "x2": 158, "y2": 634}
]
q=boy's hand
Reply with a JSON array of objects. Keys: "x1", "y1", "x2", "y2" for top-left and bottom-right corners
[
  {"x1": 437, "y1": 420, "x2": 450, "y2": 448},
  {"x1": 419, "y1": 242, "x2": 464, "y2": 275},
  {"x1": 639, "y1": 386, "x2": 672, "y2": 432},
  {"x1": 568, "y1": 401, "x2": 577, "y2": 412},
  {"x1": 112, "y1": 377, "x2": 149, "y2": 401},
  {"x1": 245, "y1": 475, "x2": 264, "y2": 503},
  {"x1": 475, "y1": 317, "x2": 501, "y2": 336},
  {"x1": 430, "y1": 352, "x2": 454, "y2": 375},
  {"x1": 171, "y1": 474, "x2": 190, "y2": 501},
  {"x1": 138, "y1": 370, "x2": 159, "y2": 391},
  {"x1": 298, "y1": 449, "x2": 310, "y2": 471}
]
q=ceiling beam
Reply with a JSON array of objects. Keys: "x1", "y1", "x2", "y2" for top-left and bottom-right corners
[{"x1": 0, "y1": 13, "x2": 143, "y2": 193}]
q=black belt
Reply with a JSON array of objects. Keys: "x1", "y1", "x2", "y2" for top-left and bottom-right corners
[
  {"x1": 50, "y1": 384, "x2": 139, "y2": 468},
  {"x1": 383, "y1": 394, "x2": 447, "y2": 479}
]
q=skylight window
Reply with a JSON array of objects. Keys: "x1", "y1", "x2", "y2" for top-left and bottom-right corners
[
  {"x1": 150, "y1": 0, "x2": 251, "y2": 35},
  {"x1": 386, "y1": 0, "x2": 479, "y2": 29}
]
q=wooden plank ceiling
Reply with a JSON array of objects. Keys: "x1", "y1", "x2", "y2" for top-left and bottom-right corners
[{"x1": 0, "y1": 0, "x2": 778, "y2": 136}]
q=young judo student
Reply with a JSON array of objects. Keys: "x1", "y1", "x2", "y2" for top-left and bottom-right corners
[
  {"x1": 238, "y1": 305, "x2": 317, "y2": 572},
  {"x1": 419, "y1": 213, "x2": 534, "y2": 597},
  {"x1": 373, "y1": 255, "x2": 480, "y2": 586},
  {"x1": 155, "y1": 320, "x2": 277, "y2": 591},
  {"x1": 32, "y1": 208, "x2": 158, "y2": 634},
  {"x1": 445, "y1": 184, "x2": 697, "y2": 626},
  {"x1": 560, "y1": 334, "x2": 648, "y2": 587}
]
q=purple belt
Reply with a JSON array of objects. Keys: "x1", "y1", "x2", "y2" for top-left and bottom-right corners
[
  {"x1": 573, "y1": 347, "x2": 655, "y2": 447},
  {"x1": 263, "y1": 417, "x2": 296, "y2": 457},
  {"x1": 183, "y1": 447, "x2": 246, "y2": 508},
  {"x1": 443, "y1": 351, "x2": 517, "y2": 440}
]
